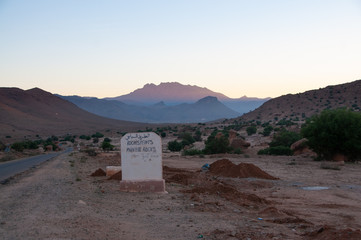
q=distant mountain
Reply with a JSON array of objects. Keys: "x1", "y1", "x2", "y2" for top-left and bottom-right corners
[
  {"x1": 107, "y1": 82, "x2": 230, "y2": 104},
  {"x1": 0, "y1": 87, "x2": 144, "y2": 139},
  {"x1": 60, "y1": 95, "x2": 240, "y2": 123},
  {"x1": 106, "y1": 82, "x2": 269, "y2": 114},
  {"x1": 240, "y1": 79, "x2": 361, "y2": 122}
]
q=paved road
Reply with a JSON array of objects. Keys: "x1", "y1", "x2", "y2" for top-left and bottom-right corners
[{"x1": 0, "y1": 147, "x2": 73, "y2": 183}]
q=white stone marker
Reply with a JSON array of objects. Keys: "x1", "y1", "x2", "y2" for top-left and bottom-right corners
[{"x1": 119, "y1": 132, "x2": 166, "y2": 193}]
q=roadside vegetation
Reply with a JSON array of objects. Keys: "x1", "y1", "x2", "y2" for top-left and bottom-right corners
[{"x1": 301, "y1": 108, "x2": 361, "y2": 161}]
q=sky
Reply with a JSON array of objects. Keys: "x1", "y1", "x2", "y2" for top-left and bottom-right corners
[{"x1": 0, "y1": 0, "x2": 361, "y2": 99}]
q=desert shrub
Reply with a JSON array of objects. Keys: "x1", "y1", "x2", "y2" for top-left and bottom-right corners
[
  {"x1": 182, "y1": 149, "x2": 203, "y2": 156},
  {"x1": 276, "y1": 119, "x2": 295, "y2": 126},
  {"x1": 167, "y1": 140, "x2": 183, "y2": 152},
  {"x1": 269, "y1": 130, "x2": 301, "y2": 148},
  {"x1": 11, "y1": 141, "x2": 39, "y2": 152},
  {"x1": 262, "y1": 125, "x2": 273, "y2": 136},
  {"x1": 194, "y1": 130, "x2": 202, "y2": 142},
  {"x1": 101, "y1": 141, "x2": 114, "y2": 151},
  {"x1": 92, "y1": 132, "x2": 104, "y2": 138},
  {"x1": 179, "y1": 132, "x2": 195, "y2": 146},
  {"x1": 257, "y1": 129, "x2": 300, "y2": 156},
  {"x1": 258, "y1": 146, "x2": 293, "y2": 156},
  {"x1": 301, "y1": 108, "x2": 361, "y2": 161},
  {"x1": 80, "y1": 135, "x2": 91, "y2": 140},
  {"x1": 11, "y1": 142, "x2": 24, "y2": 152},
  {"x1": 62, "y1": 135, "x2": 75, "y2": 143},
  {"x1": 246, "y1": 126, "x2": 257, "y2": 136},
  {"x1": 104, "y1": 137, "x2": 111, "y2": 143},
  {"x1": 161, "y1": 132, "x2": 166, "y2": 138},
  {"x1": 203, "y1": 134, "x2": 230, "y2": 154}
]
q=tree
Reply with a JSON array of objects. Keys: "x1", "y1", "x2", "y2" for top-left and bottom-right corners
[
  {"x1": 167, "y1": 140, "x2": 183, "y2": 152},
  {"x1": 301, "y1": 108, "x2": 361, "y2": 161},
  {"x1": 203, "y1": 134, "x2": 230, "y2": 154},
  {"x1": 269, "y1": 130, "x2": 301, "y2": 148},
  {"x1": 101, "y1": 141, "x2": 114, "y2": 151},
  {"x1": 246, "y1": 126, "x2": 257, "y2": 136}
]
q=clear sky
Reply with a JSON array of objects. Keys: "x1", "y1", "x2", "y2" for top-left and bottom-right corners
[{"x1": 1, "y1": 0, "x2": 360, "y2": 98}]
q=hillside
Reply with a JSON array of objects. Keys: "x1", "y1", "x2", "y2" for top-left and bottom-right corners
[
  {"x1": 60, "y1": 95, "x2": 240, "y2": 123},
  {"x1": 240, "y1": 79, "x2": 361, "y2": 122},
  {"x1": 0, "y1": 88, "x2": 145, "y2": 140}
]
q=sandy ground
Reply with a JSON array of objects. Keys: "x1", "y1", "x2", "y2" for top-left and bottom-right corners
[{"x1": 1, "y1": 149, "x2": 361, "y2": 240}]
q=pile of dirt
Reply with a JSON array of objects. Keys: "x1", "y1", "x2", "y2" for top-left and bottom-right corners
[
  {"x1": 90, "y1": 168, "x2": 106, "y2": 177},
  {"x1": 107, "y1": 171, "x2": 122, "y2": 180},
  {"x1": 303, "y1": 226, "x2": 361, "y2": 240},
  {"x1": 209, "y1": 159, "x2": 278, "y2": 180},
  {"x1": 164, "y1": 165, "x2": 270, "y2": 208}
]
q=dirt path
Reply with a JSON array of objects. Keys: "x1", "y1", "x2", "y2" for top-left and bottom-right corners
[{"x1": 1, "y1": 151, "x2": 361, "y2": 239}]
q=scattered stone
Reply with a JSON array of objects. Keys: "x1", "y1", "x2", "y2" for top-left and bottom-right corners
[{"x1": 290, "y1": 138, "x2": 310, "y2": 155}]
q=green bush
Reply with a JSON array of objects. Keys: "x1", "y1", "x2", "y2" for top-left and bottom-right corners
[
  {"x1": 262, "y1": 125, "x2": 273, "y2": 136},
  {"x1": 167, "y1": 140, "x2": 183, "y2": 152},
  {"x1": 203, "y1": 134, "x2": 230, "y2": 154},
  {"x1": 11, "y1": 141, "x2": 39, "y2": 152},
  {"x1": 194, "y1": 130, "x2": 202, "y2": 142},
  {"x1": 301, "y1": 108, "x2": 361, "y2": 161},
  {"x1": 269, "y1": 130, "x2": 301, "y2": 148},
  {"x1": 246, "y1": 126, "x2": 257, "y2": 136},
  {"x1": 80, "y1": 135, "x2": 91, "y2": 140},
  {"x1": 183, "y1": 149, "x2": 203, "y2": 156},
  {"x1": 101, "y1": 141, "x2": 114, "y2": 151},
  {"x1": 92, "y1": 132, "x2": 104, "y2": 138},
  {"x1": 11, "y1": 142, "x2": 24, "y2": 152},
  {"x1": 179, "y1": 132, "x2": 195, "y2": 146}
]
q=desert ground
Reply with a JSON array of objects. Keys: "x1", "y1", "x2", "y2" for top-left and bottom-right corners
[{"x1": 1, "y1": 137, "x2": 361, "y2": 240}]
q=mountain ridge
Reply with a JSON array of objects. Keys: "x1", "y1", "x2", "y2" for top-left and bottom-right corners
[
  {"x1": 105, "y1": 82, "x2": 269, "y2": 113},
  {"x1": 0, "y1": 87, "x2": 145, "y2": 139},
  {"x1": 60, "y1": 95, "x2": 240, "y2": 123},
  {"x1": 239, "y1": 79, "x2": 361, "y2": 123}
]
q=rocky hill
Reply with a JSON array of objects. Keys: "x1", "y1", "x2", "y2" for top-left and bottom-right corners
[
  {"x1": 0, "y1": 87, "x2": 145, "y2": 140},
  {"x1": 108, "y1": 82, "x2": 230, "y2": 103},
  {"x1": 106, "y1": 82, "x2": 269, "y2": 114},
  {"x1": 240, "y1": 79, "x2": 361, "y2": 123}
]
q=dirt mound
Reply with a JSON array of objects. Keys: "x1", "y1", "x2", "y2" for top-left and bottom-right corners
[
  {"x1": 163, "y1": 166, "x2": 190, "y2": 173},
  {"x1": 90, "y1": 168, "x2": 106, "y2": 177},
  {"x1": 303, "y1": 226, "x2": 361, "y2": 240},
  {"x1": 209, "y1": 159, "x2": 278, "y2": 180},
  {"x1": 166, "y1": 173, "x2": 192, "y2": 185},
  {"x1": 108, "y1": 170, "x2": 122, "y2": 180},
  {"x1": 164, "y1": 165, "x2": 270, "y2": 208}
]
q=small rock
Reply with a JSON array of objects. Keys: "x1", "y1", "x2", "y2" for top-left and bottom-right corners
[{"x1": 78, "y1": 200, "x2": 86, "y2": 205}]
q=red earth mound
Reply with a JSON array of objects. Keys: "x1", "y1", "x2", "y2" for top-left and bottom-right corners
[
  {"x1": 209, "y1": 159, "x2": 278, "y2": 180},
  {"x1": 107, "y1": 170, "x2": 122, "y2": 180},
  {"x1": 164, "y1": 165, "x2": 271, "y2": 208},
  {"x1": 90, "y1": 168, "x2": 106, "y2": 177},
  {"x1": 303, "y1": 225, "x2": 361, "y2": 240}
]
